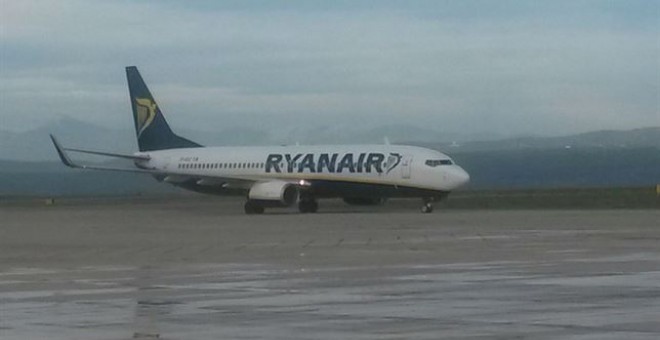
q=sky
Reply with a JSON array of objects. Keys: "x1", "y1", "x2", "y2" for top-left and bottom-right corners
[{"x1": 1, "y1": 0, "x2": 658, "y2": 140}]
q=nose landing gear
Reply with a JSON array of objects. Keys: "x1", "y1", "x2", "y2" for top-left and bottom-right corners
[{"x1": 421, "y1": 198, "x2": 434, "y2": 213}]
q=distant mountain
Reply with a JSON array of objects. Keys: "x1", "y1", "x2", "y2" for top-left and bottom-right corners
[
  {"x1": 0, "y1": 117, "x2": 137, "y2": 161},
  {"x1": 424, "y1": 127, "x2": 660, "y2": 153},
  {"x1": 451, "y1": 147, "x2": 660, "y2": 190},
  {"x1": 0, "y1": 117, "x2": 273, "y2": 161},
  {"x1": 282, "y1": 124, "x2": 449, "y2": 145},
  {"x1": 0, "y1": 159, "x2": 177, "y2": 196},
  {"x1": 0, "y1": 117, "x2": 452, "y2": 160},
  {"x1": 1, "y1": 116, "x2": 658, "y2": 161}
]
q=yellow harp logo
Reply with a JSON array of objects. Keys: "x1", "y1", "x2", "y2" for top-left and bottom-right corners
[{"x1": 135, "y1": 97, "x2": 157, "y2": 136}]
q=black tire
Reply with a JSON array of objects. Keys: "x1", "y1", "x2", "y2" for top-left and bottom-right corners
[
  {"x1": 298, "y1": 200, "x2": 309, "y2": 213},
  {"x1": 421, "y1": 204, "x2": 433, "y2": 214},
  {"x1": 298, "y1": 199, "x2": 318, "y2": 213},
  {"x1": 245, "y1": 201, "x2": 264, "y2": 214},
  {"x1": 308, "y1": 200, "x2": 318, "y2": 213}
]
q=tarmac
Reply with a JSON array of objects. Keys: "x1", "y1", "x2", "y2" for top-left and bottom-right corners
[{"x1": 1, "y1": 197, "x2": 659, "y2": 339}]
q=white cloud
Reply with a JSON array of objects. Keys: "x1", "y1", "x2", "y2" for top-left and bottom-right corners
[{"x1": 1, "y1": 0, "x2": 658, "y2": 137}]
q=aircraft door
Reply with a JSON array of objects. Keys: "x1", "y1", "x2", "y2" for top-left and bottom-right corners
[{"x1": 401, "y1": 155, "x2": 412, "y2": 179}]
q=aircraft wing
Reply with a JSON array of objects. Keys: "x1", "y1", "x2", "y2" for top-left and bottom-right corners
[
  {"x1": 50, "y1": 134, "x2": 259, "y2": 189},
  {"x1": 50, "y1": 134, "x2": 157, "y2": 174},
  {"x1": 161, "y1": 174, "x2": 256, "y2": 190}
]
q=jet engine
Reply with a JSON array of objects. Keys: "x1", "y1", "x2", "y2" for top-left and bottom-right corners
[{"x1": 248, "y1": 181, "x2": 298, "y2": 207}]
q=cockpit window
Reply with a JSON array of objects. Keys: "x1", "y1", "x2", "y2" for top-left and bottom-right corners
[{"x1": 425, "y1": 159, "x2": 453, "y2": 167}]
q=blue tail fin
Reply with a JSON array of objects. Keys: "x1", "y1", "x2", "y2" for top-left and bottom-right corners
[{"x1": 126, "y1": 66, "x2": 202, "y2": 152}]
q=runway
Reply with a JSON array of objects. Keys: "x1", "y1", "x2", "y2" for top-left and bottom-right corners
[{"x1": 1, "y1": 197, "x2": 659, "y2": 339}]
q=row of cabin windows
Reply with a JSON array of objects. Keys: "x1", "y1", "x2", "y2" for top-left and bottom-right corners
[{"x1": 178, "y1": 162, "x2": 266, "y2": 170}]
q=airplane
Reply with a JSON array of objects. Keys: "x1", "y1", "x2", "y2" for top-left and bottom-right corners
[{"x1": 50, "y1": 66, "x2": 469, "y2": 214}]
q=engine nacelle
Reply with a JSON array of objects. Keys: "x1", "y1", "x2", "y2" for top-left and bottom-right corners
[{"x1": 248, "y1": 181, "x2": 298, "y2": 207}]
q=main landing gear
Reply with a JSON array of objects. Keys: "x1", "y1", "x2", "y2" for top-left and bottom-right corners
[
  {"x1": 298, "y1": 198, "x2": 318, "y2": 213},
  {"x1": 421, "y1": 198, "x2": 434, "y2": 214},
  {"x1": 244, "y1": 200, "x2": 265, "y2": 214}
]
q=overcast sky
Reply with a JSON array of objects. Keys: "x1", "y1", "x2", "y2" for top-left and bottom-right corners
[{"x1": 1, "y1": 0, "x2": 658, "y2": 138}]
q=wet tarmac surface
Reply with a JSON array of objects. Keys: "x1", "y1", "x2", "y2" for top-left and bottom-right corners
[{"x1": 1, "y1": 198, "x2": 659, "y2": 339}]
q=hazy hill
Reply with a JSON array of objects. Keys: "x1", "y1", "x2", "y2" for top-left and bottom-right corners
[
  {"x1": 0, "y1": 159, "x2": 176, "y2": 196},
  {"x1": 0, "y1": 118, "x2": 137, "y2": 161},
  {"x1": 1, "y1": 118, "x2": 449, "y2": 160},
  {"x1": 451, "y1": 147, "x2": 660, "y2": 190},
  {"x1": 426, "y1": 127, "x2": 660, "y2": 152},
  {"x1": 2, "y1": 117, "x2": 659, "y2": 161}
]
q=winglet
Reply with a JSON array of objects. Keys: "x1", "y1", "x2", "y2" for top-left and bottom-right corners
[{"x1": 50, "y1": 134, "x2": 80, "y2": 168}]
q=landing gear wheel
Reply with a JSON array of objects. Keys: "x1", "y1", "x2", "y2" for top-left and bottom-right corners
[
  {"x1": 244, "y1": 200, "x2": 264, "y2": 214},
  {"x1": 421, "y1": 203, "x2": 434, "y2": 214},
  {"x1": 308, "y1": 200, "x2": 318, "y2": 213},
  {"x1": 298, "y1": 199, "x2": 318, "y2": 213},
  {"x1": 421, "y1": 198, "x2": 434, "y2": 214}
]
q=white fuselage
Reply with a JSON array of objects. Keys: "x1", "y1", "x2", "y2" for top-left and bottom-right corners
[{"x1": 136, "y1": 144, "x2": 470, "y2": 194}]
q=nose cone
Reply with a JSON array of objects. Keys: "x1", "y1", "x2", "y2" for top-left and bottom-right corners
[{"x1": 450, "y1": 165, "x2": 470, "y2": 189}]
